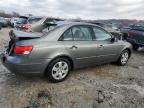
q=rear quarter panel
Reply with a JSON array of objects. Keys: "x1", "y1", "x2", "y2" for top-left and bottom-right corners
[{"x1": 29, "y1": 41, "x2": 71, "y2": 60}]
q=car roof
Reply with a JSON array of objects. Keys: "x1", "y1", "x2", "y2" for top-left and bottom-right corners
[
  {"x1": 19, "y1": 16, "x2": 43, "y2": 19},
  {"x1": 54, "y1": 21, "x2": 100, "y2": 27},
  {"x1": 39, "y1": 21, "x2": 104, "y2": 41},
  {"x1": 28, "y1": 16, "x2": 43, "y2": 19}
]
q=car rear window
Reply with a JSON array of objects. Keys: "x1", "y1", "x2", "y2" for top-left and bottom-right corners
[
  {"x1": 17, "y1": 17, "x2": 28, "y2": 24},
  {"x1": 42, "y1": 24, "x2": 65, "y2": 37},
  {"x1": 133, "y1": 25, "x2": 144, "y2": 31},
  {"x1": 28, "y1": 18, "x2": 42, "y2": 24},
  {"x1": 42, "y1": 25, "x2": 58, "y2": 33}
]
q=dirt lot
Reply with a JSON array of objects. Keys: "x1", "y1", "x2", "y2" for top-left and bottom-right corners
[{"x1": 0, "y1": 28, "x2": 144, "y2": 108}]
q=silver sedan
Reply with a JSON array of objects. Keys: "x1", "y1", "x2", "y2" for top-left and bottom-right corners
[{"x1": 1, "y1": 22, "x2": 132, "y2": 83}]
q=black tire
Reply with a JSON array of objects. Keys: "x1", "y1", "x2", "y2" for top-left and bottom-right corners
[
  {"x1": 117, "y1": 49, "x2": 130, "y2": 66},
  {"x1": 46, "y1": 58, "x2": 71, "y2": 83}
]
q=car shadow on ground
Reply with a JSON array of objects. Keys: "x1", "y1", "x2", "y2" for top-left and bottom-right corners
[
  {"x1": 134, "y1": 47, "x2": 144, "y2": 55},
  {"x1": 2, "y1": 63, "x2": 114, "y2": 86}
]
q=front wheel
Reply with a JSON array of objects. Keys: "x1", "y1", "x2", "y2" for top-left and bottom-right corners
[
  {"x1": 117, "y1": 50, "x2": 130, "y2": 66},
  {"x1": 46, "y1": 58, "x2": 71, "y2": 83}
]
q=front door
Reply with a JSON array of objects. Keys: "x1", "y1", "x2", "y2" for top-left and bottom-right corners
[{"x1": 92, "y1": 26, "x2": 120, "y2": 63}]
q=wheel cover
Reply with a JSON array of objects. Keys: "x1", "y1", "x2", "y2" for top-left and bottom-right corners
[
  {"x1": 52, "y1": 61, "x2": 69, "y2": 80},
  {"x1": 121, "y1": 52, "x2": 129, "y2": 65}
]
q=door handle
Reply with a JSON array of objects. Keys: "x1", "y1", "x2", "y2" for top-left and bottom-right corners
[
  {"x1": 70, "y1": 45, "x2": 78, "y2": 49},
  {"x1": 98, "y1": 45, "x2": 104, "y2": 48}
]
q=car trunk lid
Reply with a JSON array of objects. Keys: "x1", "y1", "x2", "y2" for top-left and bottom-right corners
[{"x1": 7, "y1": 29, "x2": 43, "y2": 55}]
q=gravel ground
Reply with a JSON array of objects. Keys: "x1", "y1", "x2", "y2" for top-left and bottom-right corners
[{"x1": 0, "y1": 28, "x2": 144, "y2": 108}]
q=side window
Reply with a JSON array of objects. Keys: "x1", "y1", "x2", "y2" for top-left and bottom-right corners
[
  {"x1": 62, "y1": 29, "x2": 73, "y2": 41},
  {"x1": 72, "y1": 26, "x2": 92, "y2": 41},
  {"x1": 93, "y1": 27, "x2": 111, "y2": 41}
]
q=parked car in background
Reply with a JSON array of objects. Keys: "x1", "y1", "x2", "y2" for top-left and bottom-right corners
[
  {"x1": 104, "y1": 24, "x2": 122, "y2": 40},
  {"x1": 28, "y1": 17, "x2": 63, "y2": 32},
  {"x1": 121, "y1": 26, "x2": 131, "y2": 40},
  {"x1": 127, "y1": 25, "x2": 144, "y2": 50},
  {"x1": 91, "y1": 22, "x2": 122, "y2": 40},
  {"x1": 0, "y1": 17, "x2": 8, "y2": 27},
  {"x1": 15, "y1": 16, "x2": 43, "y2": 31},
  {"x1": 15, "y1": 16, "x2": 62, "y2": 32},
  {"x1": 9, "y1": 21, "x2": 71, "y2": 41},
  {"x1": 1, "y1": 22, "x2": 132, "y2": 83},
  {"x1": 105, "y1": 23, "x2": 122, "y2": 31},
  {"x1": 10, "y1": 17, "x2": 18, "y2": 27},
  {"x1": 120, "y1": 24, "x2": 138, "y2": 40},
  {"x1": 91, "y1": 22, "x2": 105, "y2": 27}
]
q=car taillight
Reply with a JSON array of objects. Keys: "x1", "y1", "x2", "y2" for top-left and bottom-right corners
[
  {"x1": 14, "y1": 46, "x2": 33, "y2": 55},
  {"x1": 128, "y1": 30, "x2": 132, "y2": 37},
  {"x1": 21, "y1": 24, "x2": 31, "y2": 30}
]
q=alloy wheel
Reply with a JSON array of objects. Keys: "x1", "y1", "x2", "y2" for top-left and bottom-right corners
[
  {"x1": 51, "y1": 61, "x2": 69, "y2": 80},
  {"x1": 121, "y1": 51, "x2": 129, "y2": 65}
]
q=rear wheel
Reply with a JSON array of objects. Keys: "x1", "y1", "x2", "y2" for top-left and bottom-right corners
[
  {"x1": 46, "y1": 58, "x2": 71, "y2": 83},
  {"x1": 117, "y1": 50, "x2": 130, "y2": 66}
]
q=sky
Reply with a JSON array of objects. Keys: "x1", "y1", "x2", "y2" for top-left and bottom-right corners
[{"x1": 0, "y1": 0, "x2": 144, "y2": 20}]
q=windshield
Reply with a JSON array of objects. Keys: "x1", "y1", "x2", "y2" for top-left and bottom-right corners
[
  {"x1": 17, "y1": 17, "x2": 27, "y2": 24},
  {"x1": 42, "y1": 24, "x2": 57, "y2": 33},
  {"x1": 28, "y1": 17, "x2": 42, "y2": 24},
  {"x1": 42, "y1": 24, "x2": 64, "y2": 37}
]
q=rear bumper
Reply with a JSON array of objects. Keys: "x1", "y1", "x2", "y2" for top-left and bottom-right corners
[
  {"x1": 0, "y1": 53, "x2": 51, "y2": 76},
  {"x1": 127, "y1": 38, "x2": 144, "y2": 46}
]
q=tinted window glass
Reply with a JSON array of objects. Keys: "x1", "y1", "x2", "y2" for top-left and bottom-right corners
[
  {"x1": 44, "y1": 18, "x2": 56, "y2": 24},
  {"x1": 17, "y1": 18, "x2": 27, "y2": 24},
  {"x1": 132, "y1": 25, "x2": 144, "y2": 31},
  {"x1": 28, "y1": 18, "x2": 42, "y2": 24},
  {"x1": 72, "y1": 26, "x2": 92, "y2": 41},
  {"x1": 42, "y1": 25, "x2": 57, "y2": 33},
  {"x1": 93, "y1": 27, "x2": 111, "y2": 41},
  {"x1": 62, "y1": 29, "x2": 73, "y2": 41}
]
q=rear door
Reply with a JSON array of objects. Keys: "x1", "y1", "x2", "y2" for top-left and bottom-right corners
[{"x1": 61, "y1": 25, "x2": 99, "y2": 68}]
